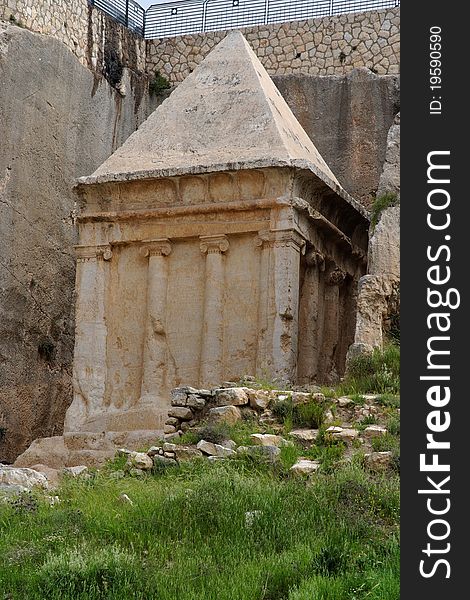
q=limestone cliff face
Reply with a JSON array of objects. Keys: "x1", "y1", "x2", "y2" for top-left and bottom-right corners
[
  {"x1": 273, "y1": 69, "x2": 400, "y2": 208},
  {"x1": 0, "y1": 22, "x2": 157, "y2": 463}
]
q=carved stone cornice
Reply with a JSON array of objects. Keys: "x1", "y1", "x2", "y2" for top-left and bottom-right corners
[
  {"x1": 255, "y1": 229, "x2": 306, "y2": 254},
  {"x1": 200, "y1": 235, "x2": 230, "y2": 255},
  {"x1": 140, "y1": 239, "x2": 172, "y2": 258},
  {"x1": 75, "y1": 245, "x2": 113, "y2": 262}
]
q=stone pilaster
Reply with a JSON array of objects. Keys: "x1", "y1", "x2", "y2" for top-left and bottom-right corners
[
  {"x1": 65, "y1": 245, "x2": 112, "y2": 431},
  {"x1": 297, "y1": 249, "x2": 325, "y2": 383},
  {"x1": 199, "y1": 235, "x2": 230, "y2": 387},
  {"x1": 256, "y1": 230, "x2": 306, "y2": 383},
  {"x1": 139, "y1": 239, "x2": 172, "y2": 409},
  {"x1": 319, "y1": 263, "x2": 347, "y2": 381}
]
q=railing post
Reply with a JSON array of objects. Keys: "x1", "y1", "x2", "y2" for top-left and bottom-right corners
[
  {"x1": 264, "y1": 0, "x2": 269, "y2": 25},
  {"x1": 143, "y1": 8, "x2": 146, "y2": 38},
  {"x1": 202, "y1": 0, "x2": 208, "y2": 33},
  {"x1": 125, "y1": 0, "x2": 129, "y2": 27},
  {"x1": 329, "y1": 0, "x2": 334, "y2": 16}
]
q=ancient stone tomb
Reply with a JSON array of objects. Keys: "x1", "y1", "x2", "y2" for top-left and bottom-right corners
[{"x1": 66, "y1": 31, "x2": 369, "y2": 437}]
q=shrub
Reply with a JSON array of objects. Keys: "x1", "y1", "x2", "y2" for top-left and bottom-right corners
[
  {"x1": 149, "y1": 71, "x2": 171, "y2": 96},
  {"x1": 342, "y1": 344, "x2": 400, "y2": 395},
  {"x1": 370, "y1": 192, "x2": 399, "y2": 230},
  {"x1": 194, "y1": 422, "x2": 231, "y2": 445},
  {"x1": 376, "y1": 394, "x2": 400, "y2": 409},
  {"x1": 272, "y1": 396, "x2": 329, "y2": 429}
]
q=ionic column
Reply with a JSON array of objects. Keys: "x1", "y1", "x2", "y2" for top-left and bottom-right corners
[
  {"x1": 297, "y1": 249, "x2": 325, "y2": 383},
  {"x1": 257, "y1": 230, "x2": 306, "y2": 383},
  {"x1": 199, "y1": 235, "x2": 229, "y2": 386},
  {"x1": 139, "y1": 239, "x2": 172, "y2": 408},
  {"x1": 65, "y1": 245, "x2": 112, "y2": 431},
  {"x1": 319, "y1": 264, "x2": 346, "y2": 381}
]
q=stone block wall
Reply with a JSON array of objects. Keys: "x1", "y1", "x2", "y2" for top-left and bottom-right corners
[
  {"x1": 2, "y1": 2, "x2": 399, "y2": 84},
  {"x1": 147, "y1": 7, "x2": 399, "y2": 84},
  {"x1": 1, "y1": 0, "x2": 147, "y2": 77}
]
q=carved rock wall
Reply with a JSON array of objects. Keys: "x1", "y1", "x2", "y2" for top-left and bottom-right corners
[{"x1": 0, "y1": 22, "x2": 157, "y2": 463}]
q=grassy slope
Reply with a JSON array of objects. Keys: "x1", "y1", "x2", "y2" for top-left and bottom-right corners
[
  {"x1": 0, "y1": 345, "x2": 400, "y2": 599},
  {"x1": 0, "y1": 460, "x2": 399, "y2": 600}
]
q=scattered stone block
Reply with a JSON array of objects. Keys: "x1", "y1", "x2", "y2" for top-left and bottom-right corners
[
  {"x1": 126, "y1": 452, "x2": 154, "y2": 471},
  {"x1": 364, "y1": 451, "x2": 394, "y2": 472},
  {"x1": 214, "y1": 387, "x2": 249, "y2": 406},
  {"x1": 290, "y1": 459, "x2": 321, "y2": 476},
  {"x1": 168, "y1": 407, "x2": 194, "y2": 421},
  {"x1": 363, "y1": 425, "x2": 387, "y2": 438},
  {"x1": 250, "y1": 433, "x2": 291, "y2": 447},
  {"x1": 208, "y1": 405, "x2": 242, "y2": 425},
  {"x1": 288, "y1": 429, "x2": 318, "y2": 444}
]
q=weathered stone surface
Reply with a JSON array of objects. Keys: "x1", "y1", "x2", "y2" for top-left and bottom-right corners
[
  {"x1": 273, "y1": 68, "x2": 399, "y2": 207},
  {"x1": 290, "y1": 459, "x2": 320, "y2": 476},
  {"x1": 349, "y1": 275, "x2": 397, "y2": 353},
  {"x1": 186, "y1": 395, "x2": 206, "y2": 410},
  {"x1": 250, "y1": 434, "x2": 290, "y2": 448},
  {"x1": 289, "y1": 429, "x2": 318, "y2": 443},
  {"x1": 369, "y1": 206, "x2": 400, "y2": 279},
  {"x1": 376, "y1": 113, "x2": 400, "y2": 199},
  {"x1": 86, "y1": 31, "x2": 343, "y2": 191},
  {"x1": 162, "y1": 443, "x2": 178, "y2": 453},
  {"x1": 125, "y1": 452, "x2": 154, "y2": 471},
  {"x1": 0, "y1": 22, "x2": 155, "y2": 463},
  {"x1": 215, "y1": 388, "x2": 249, "y2": 407},
  {"x1": 0, "y1": 466, "x2": 48, "y2": 490},
  {"x1": 247, "y1": 390, "x2": 270, "y2": 411},
  {"x1": 363, "y1": 425, "x2": 387, "y2": 438},
  {"x1": 348, "y1": 111, "x2": 400, "y2": 358},
  {"x1": 153, "y1": 455, "x2": 178, "y2": 468},
  {"x1": 364, "y1": 451, "x2": 394, "y2": 472},
  {"x1": 209, "y1": 406, "x2": 242, "y2": 425},
  {"x1": 168, "y1": 407, "x2": 194, "y2": 421},
  {"x1": 29, "y1": 464, "x2": 60, "y2": 488},
  {"x1": 164, "y1": 425, "x2": 177, "y2": 434},
  {"x1": 331, "y1": 428, "x2": 359, "y2": 442},
  {"x1": 14, "y1": 436, "x2": 68, "y2": 469},
  {"x1": 62, "y1": 465, "x2": 89, "y2": 478},
  {"x1": 174, "y1": 446, "x2": 203, "y2": 461}
]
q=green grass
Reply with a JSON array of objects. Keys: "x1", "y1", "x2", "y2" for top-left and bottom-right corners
[
  {"x1": 376, "y1": 394, "x2": 400, "y2": 409},
  {"x1": 272, "y1": 394, "x2": 331, "y2": 430},
  {"x1": 340, "y1": 344, "x2": 400, "y2": 395},
  {"x1": 176, "y1": 420, "x2": 268, "y2": 448},
  {"x1": 370, "y1": 192, "x2": 399, "y2": 230},
  {"x1": 0, "y1": 461, "x2": 399, "y2": 599}
]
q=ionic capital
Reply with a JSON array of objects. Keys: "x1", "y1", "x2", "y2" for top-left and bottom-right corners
[
  {"x1": 255, "y1": 229, "x2": 306, "y2": 254},
  {"x1": 326, "y1": 266, "x2": 346, "y2": 286},
  {"x1": 140, "y1": 239, "x2": 172, "y2": 258},
  {"x1": 75, "y1": 244, "x2": 113, "y2": 262},
  {"x1": 200, "y1": 235, "x2": 230, "y2": 255}
]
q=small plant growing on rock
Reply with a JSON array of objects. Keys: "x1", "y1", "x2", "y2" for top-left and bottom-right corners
[
  {"x1": 370, "y1": 192, "x2": 399, "y2": 230},
  {"x1": 149, "y1": 71, "x2": 171, "y2": 96},
  {"x1": 9, "y1": 14, "x2": 25, "y2": 28}
]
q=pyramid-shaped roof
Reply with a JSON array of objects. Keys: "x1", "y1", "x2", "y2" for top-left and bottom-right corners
[{"x1": 79, "y1": 31, "x2": 352, "y2": 204}]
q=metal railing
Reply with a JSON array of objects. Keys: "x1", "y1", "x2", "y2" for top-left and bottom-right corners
[
  {"x1": 89, "y1": 0, "x2": 400, "y2": 40},
  {"x1": 89, "y1": 0, "x2": 145, "y2": 36},
  {"x1": 144, "y1": 0, "x2": 399, "y2": 38}
]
